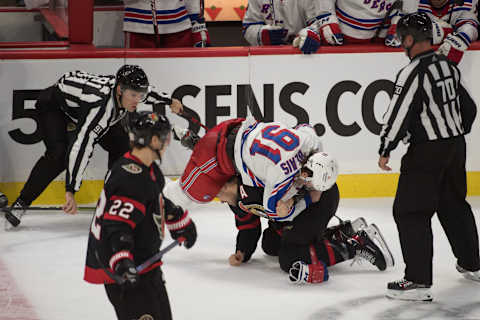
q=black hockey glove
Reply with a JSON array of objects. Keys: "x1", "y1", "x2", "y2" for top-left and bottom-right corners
[
  {"x1": 166, "y1": 208, "x2": 197, "y2": 249},
  {"x1": 114, "y1": 258, "x2": 139, "y2": 288}
]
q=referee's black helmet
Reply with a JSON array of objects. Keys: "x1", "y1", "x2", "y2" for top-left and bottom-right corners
[
  {"x1": 396, "y1": 12, "x2": 433, "y2": 43},
  {"x1": 116, "y1": 65, "x2": 149, "y2": 93}
]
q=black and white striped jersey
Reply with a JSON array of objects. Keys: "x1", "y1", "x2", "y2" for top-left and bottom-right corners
[
  {"x1": 379, "y1": 50, "x2": 477, "y2": 157},
  {"x1": 56, "y1": 70, "x2": 125, "y2": 193}
]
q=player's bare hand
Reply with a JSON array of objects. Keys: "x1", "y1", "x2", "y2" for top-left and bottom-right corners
[
  {"x1": 276, "y1": 198, "x2": 294, "y2": 217},
  {"x1": 169, "y1": 98, "x2": 183, "y2": 115},
  {"x1": 378, "y1": 156, "x2": 392, "y2": 171},
  {"x1": 63, "y1": 192, "x2": 78, "y2": 215},
  {"x1": 228, "y1": 251, "x2": 245, "y2": 266}
]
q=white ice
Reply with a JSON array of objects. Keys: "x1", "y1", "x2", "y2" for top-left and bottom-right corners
[{"x1": 1, "y1": 197, "x2": 480, "y2": 320}]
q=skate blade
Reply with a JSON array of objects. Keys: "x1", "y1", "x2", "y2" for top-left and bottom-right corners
[
  {"x1": 366, "y1": 223, "x2": 395, "y2": 268},
  {"x1": 386, "y1": 289, "x2": 433, "y2": 302}
]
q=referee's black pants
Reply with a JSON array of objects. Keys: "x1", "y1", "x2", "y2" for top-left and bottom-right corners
[
  {"x1": 18, "y1": 86, "x2": 130, "y2": 206},
  {"x1": 393, "y1": 136, "x2": 480, "y2": 286}
]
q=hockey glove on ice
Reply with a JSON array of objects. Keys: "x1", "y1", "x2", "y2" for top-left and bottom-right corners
[
  {"x1": 289, "y1": 260, "x2": 329, "y2": 284},
  {"x1": 293, "y1": 27, "x2": 321, "y2": 54},
  {"x1": 191, "y1": 18, "x2": 211, "y2": 48},
  {"x1": 166, "y1": 204, "x2": 197, "y2": 249},
  {"x1": 259, "y1": 25, "x2": 288, "y2": 45},
  {"x1": 437, "y1": 32, "x2": 470, "y2": 64},
  {"x1": 113, "y1": 257, "x2": 139, "y2": 288}
]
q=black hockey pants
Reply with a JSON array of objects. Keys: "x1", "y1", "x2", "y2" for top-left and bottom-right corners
[
  {"x1": 260, "y1": 184, "x2": 341, "y2": 272},
  {"x1": 393, "y1": 136, "x2": 480, "y2": 286},
  {"x1": 18, "y1": 86, "x2": 130, "y2": 205},
  {"x1": 105, "y1": 268, "x2": 173, "y2": 320}
]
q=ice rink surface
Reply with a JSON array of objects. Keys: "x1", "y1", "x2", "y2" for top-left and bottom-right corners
[{"x1": 1, "y1": 197, "x2": 479, "y2": 320}]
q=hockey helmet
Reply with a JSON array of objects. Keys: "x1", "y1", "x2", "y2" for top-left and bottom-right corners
[
  {"x1": 396, "y1": 12, "x2": 433, "y2": 43},
  {"x1": 116, "y1": 65, "x2": 149, "y2": 93},
  {"x1": 302, "y1": 152, "x2": 339, "y2": 191},
  {"x1": 129, "y1": 111, "x2": 171, "y2": 147}
]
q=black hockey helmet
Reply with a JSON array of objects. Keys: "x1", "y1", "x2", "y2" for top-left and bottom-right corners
[
  {"x1": 129, "y1": 111, "x2": 171, "y2": 147},
  {"x1": 116, "y1": 65, "x2": 149, "y2": 93},
  {"x1": 396, "y1": 12, "x2": 433, "y2": 43}
]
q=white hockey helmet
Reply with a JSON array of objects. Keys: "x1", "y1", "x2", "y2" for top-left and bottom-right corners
[{"x1": 302, "y1": 152, "x2": 339, "y2": 191}]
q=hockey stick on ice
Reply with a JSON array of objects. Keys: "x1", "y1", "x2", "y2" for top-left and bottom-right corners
[{"x1": 151, "y1": 0, "x2": 160, "y2": 48}]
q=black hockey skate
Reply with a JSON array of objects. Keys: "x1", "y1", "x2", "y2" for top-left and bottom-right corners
[
  {"x1": 386, "y1": 278, "x2": 433, "y2": 301},
  {"x1": 325, "y1": 217, "x2": 368, "y2": 242},
  {"x1": 350, "y1": 224, "x2": 394, "y2": 271},
  {"x1": 3, "y1": 198, "x2": 27, "y2": 230}
]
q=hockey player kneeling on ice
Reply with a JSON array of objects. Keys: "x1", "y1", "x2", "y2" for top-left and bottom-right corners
[
  {"x1": 218, "y1": 152, "x2": 394, "y2": 284},
  {"x1": 84, "y1": 111, "x2": 197, "y2": 320}
]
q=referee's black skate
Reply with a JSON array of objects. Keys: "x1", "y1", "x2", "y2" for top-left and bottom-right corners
[
  {"x1": 386, "y1": 278, "x2": 433, "y2": 301},
  {"x1": 456, "y1": 263, "x2": 480, "y2": 282},
  {"x1": 350, "y1": 224, "x2": 394, "y2": 271},
  {"x1": 3, "y1": 198, "x2": 27, "y2": 230}
]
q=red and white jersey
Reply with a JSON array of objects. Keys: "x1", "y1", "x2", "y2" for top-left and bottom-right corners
[
  {"x1": 418, "y1": 0, "x2": 478, "y2": 45},
  {"x1": 242, "y1": 0, "x2": 323, "y2": 46},
  {"x1": 319, "y1": 0, "x2": 408, "y2": 40},
  {"x1": 233, "y1": 119, "x2": 323, "y2": 221},
  {"x1": 123, "y1": 0, "x2": 201, "y2": 35}
]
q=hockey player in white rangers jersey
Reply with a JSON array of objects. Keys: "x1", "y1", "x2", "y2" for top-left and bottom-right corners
[
  {"x1": 2, "y1": 65, "x2": 183, "y2": 230},
  {"x1": 419, "y1": 0, "x2": 479, "y2": 64},
  {"x1": 123, "y1": 0, "x2": 210, "y2": 48},
  {"x1": 242, "y1": 0, "x2": 323, "y2": 54},
  {"x1": 164, "y1": 118, "x2": 339, "y2": 221},
  {"x1": 232, "y1": 120, "x2": 327, "y2": 221},
  {"x1": 316, "y1": 0, "x2": 417, "y2": 46}
]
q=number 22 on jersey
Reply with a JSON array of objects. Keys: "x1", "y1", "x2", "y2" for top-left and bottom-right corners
[{"x1": 90, "y1": 190, "x2": 135, "y2": 240}]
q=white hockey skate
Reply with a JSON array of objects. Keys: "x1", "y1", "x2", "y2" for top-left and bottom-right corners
[
  {"x1": 351, "y1": 217, "x2": 368, "y2": 233},
  {"x1": 386, "y1": 278, "x2": 433, "y2": 301},
  {"x1": 456, "y1": 263, "x2": 480, "y2": 282}
]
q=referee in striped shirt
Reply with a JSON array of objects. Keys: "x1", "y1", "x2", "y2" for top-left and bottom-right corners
[
  {"x1": 378, "y1": 12, "x2": 479, "y2": 301},
  {"x1": 3, "y1": 65, "x2": 183, "y2": 229}
]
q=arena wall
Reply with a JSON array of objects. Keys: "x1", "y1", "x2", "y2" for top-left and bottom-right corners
[{"x1": 1, "y1": 44, "x2": 478, "y2": 204}]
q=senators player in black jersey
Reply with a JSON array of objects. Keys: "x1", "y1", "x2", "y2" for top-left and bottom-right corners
[
  {"x1": 84, "y1": 111, "x2": 197, "y2": 320},
  {"x1": 217, "y1": 154, "x2": 394, "y2": 284}
]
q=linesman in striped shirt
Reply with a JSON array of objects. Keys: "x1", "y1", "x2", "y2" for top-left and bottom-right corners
[
  {"x1": 3, "y1": 65, "x2": 183, "y2": 230},
  {"x1": 378, "y1": 12, "x2": 479, "y2": 301}
]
